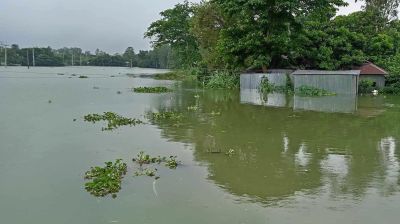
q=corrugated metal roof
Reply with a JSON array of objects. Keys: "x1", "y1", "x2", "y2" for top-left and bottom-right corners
[
  {"x1": 292, "y1": 70, "x2": 360, "y2": 76},
  {"x1": 357, "y1": 62, "x2": 388, "y2": 75}
]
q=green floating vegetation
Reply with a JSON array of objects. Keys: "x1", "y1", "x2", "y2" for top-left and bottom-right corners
[
  {"x1": 134, "y1": 168, "x2": 158, "y2": 178},
  {"x1": 147, "y1": 111, "x2": 184, "y2": 121},
  {"x1": 132, "y1": 151, "x2": 180, "y2": 176},
  {"x1": 84, "y1": 112, "x2": 143, "y2": 131},
  {"x1": 133, "y1": 151, "x2": 166, "y2": 166},
  {"x1": 84, "y1": 159, "x2": 127, "y2": 198},
  {"x1": 133, "y1": 86, "x2": 172, "y2": 93},
  {"x1": 79, "y1": 75, "x2": 88, "y2": 79},
  {"x1": 225, "y1": 149, "x2": 235, "y2": 156},
  {"x1": 295, "y1": 85, "x2": 336, "y2": 97},
  {"x1": 187, "y1": 105, "x2": 199, "y2": 111},
  {"x1": 165, "y1": 156, "x2": 179, "y2": 169}
]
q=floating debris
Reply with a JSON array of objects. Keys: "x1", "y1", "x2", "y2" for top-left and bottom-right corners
[
  {"x1": 117, "y1": 91, "x2": 122, "y2": 94},
  {"x1": 48, "y1": 100, "x2": 52, "y2": 104},
  {"x1": 93, "y1": 86, "x2": 100, "y2": 90},
  {"x1": 79, "y1": 75, "x2": 88, "y2": 79}
]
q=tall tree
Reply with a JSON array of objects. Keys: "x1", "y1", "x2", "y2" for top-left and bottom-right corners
[
  {"x1": 211, "y1": 0, "x2": 347, "y2": 71},
  {"x1": 145, "y1": 0, "x2": 201, "y2": 68}
]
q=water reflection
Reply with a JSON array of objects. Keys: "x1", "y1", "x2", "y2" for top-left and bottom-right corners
[
  {"x1": 294, "y1": 95, "x2": 357, "y2": 113},
  {"x1": 149, "y1": 87, "x2": 400, "y2": 205}
]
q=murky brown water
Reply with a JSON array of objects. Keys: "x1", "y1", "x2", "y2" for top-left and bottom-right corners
[{"x1": 1, "y1": 66, "x2": 400, "y2": 224}]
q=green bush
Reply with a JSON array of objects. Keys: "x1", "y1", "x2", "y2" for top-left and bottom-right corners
[
  {"x1": 296, "y1": 85, "x2": 336, "y2": 96},
  {"x1": 259, "y1": 75, "x2": 294, "y2": 94},
  {"x1": 358, "y1": 79, "x2": 376, "y2": 94},
  {"x1": 205, "y1": 71, "x2": 239, "y2": 89},
  {"x1": 382, "y1": 75, "x2": 400, "y2": 95}
]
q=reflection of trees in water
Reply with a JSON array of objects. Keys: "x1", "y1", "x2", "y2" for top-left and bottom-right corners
[{"x1": 149, "y1": 88, "x2": 400, "y2": 204}]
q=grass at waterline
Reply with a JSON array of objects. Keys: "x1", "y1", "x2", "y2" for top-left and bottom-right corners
[
  {"x1": 84, "y1": 112, "x2": 143, "y2": 131},
  {"x1": 154, "y1": 71, "x2": 196, "y2": 81},
  {"x1": 133, "y1": 86, "x2": 173, "y2": 93},
  {"x1": 84, "y1": 159, "x2": 127, "y2": 198}
]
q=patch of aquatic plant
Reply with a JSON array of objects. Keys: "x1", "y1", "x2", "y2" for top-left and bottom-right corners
[
  {"x1": 187, "y1": 105, "x2": 199, "y2": 111},
  {"x1": 295, "y1": 85, "x2": 336, "y2": 97},
  {"x1": 84, "y1": 159, "x2": 127, "y2": 198},
  {"x1": 147, "y1": 111, "x2": 183, "y2": 121},
  {"x1": 79, "y1": 75, "x2": 88, "y2": 79},
  {"x1": 165, "y1": 156, "x2": 179, "y2": 169},
  {"x1": 133, "y1": 86, "x2": 172, "y2": 93},
  {"x1": 132, "y1": 151, "x2": 166, "y2": 166},
  {"x1": 210, "y1": 111, "x2": 221, "y2": 116},
  {"x1": 84, "y1": 112, "x2": 143, "y2": 131},
  {"x1": 225, "y1": 149, "x2": 235, "y2": 156},
  {"x1": 134, "y1": 168, "x2": 158, "y2": 178}
]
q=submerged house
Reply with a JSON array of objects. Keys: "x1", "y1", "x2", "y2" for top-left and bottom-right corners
[
  {"x1": 356, "y1": 62, "x2": 388, "y2": 89},
  {"x1": 240, "y1": 69, "x2": 294, "y2": 89},
  {"x1": 292, "y1": 70, "x2": 360, "y2": 95}
]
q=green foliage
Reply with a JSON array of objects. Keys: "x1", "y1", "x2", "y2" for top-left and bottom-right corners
[
  {"x1": 133, "y1": 87, "x2": 173, "y2": 93},
  {"x1": 205, "y1": 71, "x2": 239, "y2": 89},
  {"x1": 259, "y1": 76, "x2": 294, "y2": 94},
  {"x1": 84, "y1": 112, "x2": 143, "y2": 131},
  {"x1": 145, "y1": 0, "x2": 201, "y2": 68},
  {"x1": 154, "y1": 70, "x2": 196, "y2": 81},
  {"x1": 382, "y1": 75, "x2": 400, "y2": 95},
  {"x1": 78, "y1": 75, "x2": 88, "y2": 79},
  {"x1": 296, "y1": 86, "x2": 336, "y2": 96},
  {"x1": 359, "y1": 79, "x2": 376, "y2": 93},
  {"x1": 84, "y1": 159, "x2": 127, "y2": 198}
]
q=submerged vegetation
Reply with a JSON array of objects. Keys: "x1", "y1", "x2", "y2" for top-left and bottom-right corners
[
  {"x1": 84, "y1": 159, "x2": 127, "y2": 198},
  {"x1": 84, "y1": 112, "x2": 143, "y2": 131},
  {"x1": 295, "y1": 86, "x2": 336, "y2": 97},
  {"x1": 147, "y1": 111, "x2": 184, "y2": 121},
  {"x1": 133, "y1": 86, "x2": 173, "y2": 93}
]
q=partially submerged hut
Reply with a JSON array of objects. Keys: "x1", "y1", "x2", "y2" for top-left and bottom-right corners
[
  {"x1": 240, "y1": 69, "x2": 293, "y2": 89},
  {"x1": 292, "y1": 70, "x2": 360, "y2": 95},
  {"x1": 356, "y1": 62, "x2": 388, "y2": 88}
]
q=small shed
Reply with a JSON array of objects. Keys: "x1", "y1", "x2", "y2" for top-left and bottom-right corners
[
  {"x1": 292, "y1": 70, "x2": 360, "y2": 95},
  {"x1": 356, "y1": 62, "x2": 388, "y2": 88},
  {"x1": 240, "y1": 69, "x2": 293, "y2": 89}
]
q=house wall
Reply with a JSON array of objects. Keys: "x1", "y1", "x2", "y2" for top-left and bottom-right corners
[
  {"x1": 359, "y1": 75, "x2": 385, "y2": 89},
  {"x1": 240, "y1": 72, "x2": 291, "y2": 90},
  {"x1": 293, "y1": 74, "x2": 358, "y2": 95}
]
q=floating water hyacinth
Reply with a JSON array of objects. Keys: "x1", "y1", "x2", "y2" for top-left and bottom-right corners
[
  {"x1": 84, "y1": 112, "x2": 143, "y2": 131},
  {"x1": 133, "y1": 86, "x2": 172, "y2": 93},
  {"x1": 84, "y1": 159, "x2": 127, "y2": 198}
]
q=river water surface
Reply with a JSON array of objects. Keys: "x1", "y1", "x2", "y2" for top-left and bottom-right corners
[{"x1": 1, "y1": 66, "x2": 400, "y2": 224}]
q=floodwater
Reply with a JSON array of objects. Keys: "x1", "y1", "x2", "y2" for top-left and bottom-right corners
[{"x1": 1, "y1": 66, "x2": 400, "y2": 224}]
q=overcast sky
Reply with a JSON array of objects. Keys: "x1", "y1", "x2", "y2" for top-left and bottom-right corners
[{"x1": 0, "y1": 0, "x2": 363, "y2": 53}]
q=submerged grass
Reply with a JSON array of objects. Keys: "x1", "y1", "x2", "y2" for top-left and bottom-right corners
[
  {"x1": 84, "y1": 159, "x2": 127, "y2": 198},
  {"x1": 133, "y1": 87, "x2": 172, "y2": 93},
  {"x1": 84, "y1": 112, "x2": 143, "y2": 131}
]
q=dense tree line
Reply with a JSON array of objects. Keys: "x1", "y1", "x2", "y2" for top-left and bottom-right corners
[
  {"x1": 0, "y1": 44, "x2": 176, "y2": 69},
  {"x1": 146, "y1": 0, "x2": 400, "y2": 77}
]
